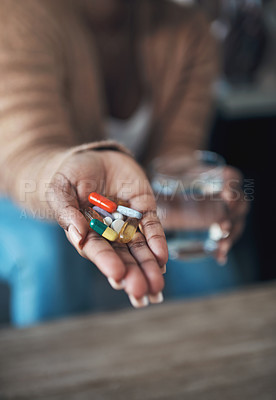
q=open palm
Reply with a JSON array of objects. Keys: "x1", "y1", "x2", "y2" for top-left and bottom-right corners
[{"x1": 48, "y1": 150, "x2": 168, "y2": 307}]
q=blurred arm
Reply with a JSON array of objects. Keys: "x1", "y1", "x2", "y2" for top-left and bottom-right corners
[
  {"x1": 0, "y1": 1, "x2": 127, "y2": 216},
  {"x1": 140, "y1": 4, "x2": 219, "y2": 162}
]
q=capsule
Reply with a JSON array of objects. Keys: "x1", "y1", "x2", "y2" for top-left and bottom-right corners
[
  {"x1": 88, "y1": 192, "x2": 117, "y2": 213},
  {"x1": 90, "y1": 219, "x2": 118, "y2": 242},
  {"x1": 82, "y1": 208, "x2": 103, "y2": 223},
  {"x1": 118, "y1": 218, "x2": 139, "y2": 243},
  {"x1": 117, "y1": 205, "x2": 142, "y2": 220},
  {"x1": 93, "y1": 206, "x2": 115, "y2": 220}
]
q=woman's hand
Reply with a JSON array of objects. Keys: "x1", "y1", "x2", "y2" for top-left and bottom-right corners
[
  {"x1": 47, "y1": 150, "x2": 168, "y2": 307},
  {"x1": 216, "y1": 166, "x2": 249, "y2": 265}
]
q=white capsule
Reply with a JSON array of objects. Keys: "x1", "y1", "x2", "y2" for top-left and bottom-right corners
[
  {"x1": 112, "y1": 212, "x2": 124, "y2": 220},
  {"x1": 111, "y1": 219, "x2": 125, "y2": 234},
  {"x1": 103, "y1": 217, "x2": 113, "y2": 226},
  {"x1": 116, "y1": 205, "x2": 142, "y2": 220}
]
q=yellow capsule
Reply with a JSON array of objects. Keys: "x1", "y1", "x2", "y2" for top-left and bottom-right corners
[
  {"x1": 118, "y1": 218, "x2": 139, "y2": 243},
  {"x1": 102, "y1": 227, "x2": 119, "y2": 242}
]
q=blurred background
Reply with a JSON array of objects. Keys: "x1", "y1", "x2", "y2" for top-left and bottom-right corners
[
  {"x1": 207, "y1": 0, "x2": 276, "y2": 283},
  {"x1": 174, "y1": 0, "x2": 275, "y2": 286},
  {"x1": 0, "y1": 0, "x2": 275, "y2": 326}
]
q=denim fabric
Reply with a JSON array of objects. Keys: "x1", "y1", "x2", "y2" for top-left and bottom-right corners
[{"x1": 0, "y1": 198, "x2": 244, "y2": 327}]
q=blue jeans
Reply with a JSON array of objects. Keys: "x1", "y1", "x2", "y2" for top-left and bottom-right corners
[{"x1": 0, "y1": 198, "x2": 246, "y2": 326}]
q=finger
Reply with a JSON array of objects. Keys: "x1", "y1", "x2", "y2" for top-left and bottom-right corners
[
  {"x1": 215, "y1": 238, "x2": 231, "y2": 265},
  {"x1": 139, "y1": 223, "x2": 167, "y2": 274},
  {"x1": 222, "y1": 166, "x2": 242, "y2": 201},
  {"x1": 219, "y1": 220, "x2": 232, "y2": 237},
  {"x1": 221, "y1": 166, "x2": 247, "y2": 213},
  {"x1": 218, "y1": 205, "x2": 247, "y2": 242},
  {"x1": 128, "y1": 232, "x2": 164, "y2": 298},
  {"x1": 77, "y1": 230, "x2": 127, "y2": 282},
  {"x1": 223, "y1": 166, "x2": 243, "y2": 188},
  {"x1": 140, "y1": 210, "x2": 168, "y2": 266},
  {"x1": 111, "y1": 241, "x2": 150, "y2": 300},
  {"x1": 226, "y1": 199, "x2": 249, "y2": 222},
  {"x1": 209, "y1": 220, "x2": 231, "y2": 242},
  {"x1": 228, "y1": 219, "x2": 246, "y2": 244},
  {"x1": 47, "y1": 172, "x2": 89, "y2": 244},
  {"x1": 216, "y1": 219, "x2": 245, "y2": 264},
  {"x1": 129, "y1": 192, "x2": 168, "y2": 267}
]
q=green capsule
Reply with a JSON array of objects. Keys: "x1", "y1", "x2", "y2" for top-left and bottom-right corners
[
  {"x1": 90, "y1": 219, "x2": 118, "y2": 242},
  {"x1": 118, "y1": 218, "x2": 139, "y2": 243}
]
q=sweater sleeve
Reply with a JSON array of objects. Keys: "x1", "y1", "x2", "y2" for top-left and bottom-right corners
[{"x1": 0, "y1": 1, "x2": 129, "y2": 216}]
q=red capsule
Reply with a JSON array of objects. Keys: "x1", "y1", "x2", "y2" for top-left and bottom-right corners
[{"x1": 88, "y1": 192, "x2": 117, "y2": 213}]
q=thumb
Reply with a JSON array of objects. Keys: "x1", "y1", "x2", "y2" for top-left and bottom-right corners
[{"x1": 47, "y1": 172, "x2": 89, "y2": 247}]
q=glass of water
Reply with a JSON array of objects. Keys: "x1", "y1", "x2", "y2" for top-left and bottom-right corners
[{"x1": 150, "y1": 151, "x2": 227, "y2": 260}]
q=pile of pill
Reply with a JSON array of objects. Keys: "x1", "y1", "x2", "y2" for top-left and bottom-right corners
[{"x1": 82, "y1": 192, "x2": 143, "y2": 244}]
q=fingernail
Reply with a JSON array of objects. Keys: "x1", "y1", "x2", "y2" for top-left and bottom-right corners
[
  {"x1": 68, "y1": 225, "x2": 82, "y2": 247},
  {"x1": 108, "y1": 277, "x2": 125, "y2": 290},
  {"x1": 160, "y1": 265, "x2": 166, "y2": 274},
  {"x1": 149, "y1": 292, "x2": 164, "y2": 304},
  {"x1": 128, "y1": 294, "x2": 149, "y2": 308},
  {"x1": 222, "y1": 230, "x2": 230, "y2": 239}
]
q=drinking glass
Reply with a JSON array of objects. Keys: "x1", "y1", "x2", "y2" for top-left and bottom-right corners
[{"x1": 150, "y1": 151, "x2": 227, "y2": 260}]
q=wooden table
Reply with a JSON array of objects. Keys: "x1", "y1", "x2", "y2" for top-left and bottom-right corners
[{"x1": 0, "y1": 283, "x2": 276, "y2": 400}]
